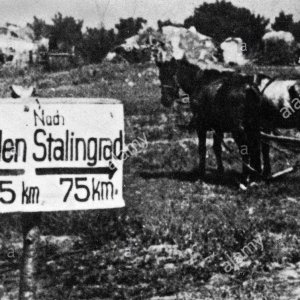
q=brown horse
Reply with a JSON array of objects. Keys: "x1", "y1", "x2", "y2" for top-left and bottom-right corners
[{"x1": 157, "y1": 58, "x2": 262, "y2": 181}]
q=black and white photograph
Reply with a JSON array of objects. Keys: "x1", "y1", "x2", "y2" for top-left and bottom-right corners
[{"x1": 0, "y1": 0, "x2": 300, "y2": 299}]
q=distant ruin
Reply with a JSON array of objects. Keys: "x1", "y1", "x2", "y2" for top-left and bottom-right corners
[{"x1": 0, "y1": 24, "x2": 48, "y2": 68}]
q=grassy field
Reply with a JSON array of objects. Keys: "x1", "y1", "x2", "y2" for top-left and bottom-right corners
[{"x1": 1, "y1": 62, "x2": 300, "y2": 299}]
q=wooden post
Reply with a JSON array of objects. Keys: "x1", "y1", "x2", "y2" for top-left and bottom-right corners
[{"x1": 19, "y1": 213, "x2": 41, "y2": 300}]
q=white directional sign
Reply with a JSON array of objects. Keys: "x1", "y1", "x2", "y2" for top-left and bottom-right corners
[{"x1": 0, "y1": 98, "x2": 125, "y2": 213}]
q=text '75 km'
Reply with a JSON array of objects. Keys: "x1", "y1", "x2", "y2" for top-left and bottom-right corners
[{"x1": 60, "y1": 177, "x2": 116, "y2": 202}]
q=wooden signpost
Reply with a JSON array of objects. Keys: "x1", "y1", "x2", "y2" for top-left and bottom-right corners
[{"x1": 0, "y1": 98, "x2": 125, "y2": 299}]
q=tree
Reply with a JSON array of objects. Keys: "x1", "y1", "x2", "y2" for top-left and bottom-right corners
[
  {"x1": 50, "y1": 13, "x2": 83, "y2": 51},
  {"x1": 262, "y1": 39, "x2": 296, "y2": 65},
  {"x1": 272, "y1": 11, "x2": 294, "y2": 32},
  {"x1": 184, "y1": 0, "x2": 269, "y2": 51},
  {"x1": 272, "y1": 11, "x2": 300, "y2": 43},
  {"x1": 115, "y1": 17, "x2": 147, "y2": 44},
  {"x1": 82, "y1": 26, "x2": 116, "y2": 63},
  {"x1": 292, "y1": 22, "x2": 300, "y2": 42},
  {"x1": 28, "y1": 16, "x2": 52, "y2": 40}
]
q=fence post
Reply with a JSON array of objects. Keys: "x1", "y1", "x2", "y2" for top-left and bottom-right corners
[{"x1": 19, "y1": 213, "x2": 41, "y2": 300}]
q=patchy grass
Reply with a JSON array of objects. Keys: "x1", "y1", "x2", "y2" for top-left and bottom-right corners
[{"x1": 1, "y1": 62, "x2": 300, "y2": 299}]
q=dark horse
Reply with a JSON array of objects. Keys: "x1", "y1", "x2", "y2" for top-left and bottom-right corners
[{"x1": 156, "y1": 57, "x2": 262, "y2": 180}]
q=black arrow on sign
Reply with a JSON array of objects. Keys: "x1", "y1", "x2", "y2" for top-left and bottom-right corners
[
  {"x1": 0, "y1": 169, "x2": 25, "y2": 176},
  {"x1": 35, "y1": 163, "x2": 118, "y2": 180}
]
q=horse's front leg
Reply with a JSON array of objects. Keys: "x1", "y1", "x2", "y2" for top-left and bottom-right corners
[
  {"x1": 197, "y1": 128, "x2": 207, "y2": 178},
  {"x1": 213, "y1": 131, "x2": 224, "y2": 175}
]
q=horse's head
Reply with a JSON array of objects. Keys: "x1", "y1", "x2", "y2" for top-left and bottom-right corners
[{"x1": 156, "y1": 58, "x2": 180, "y2": 107}]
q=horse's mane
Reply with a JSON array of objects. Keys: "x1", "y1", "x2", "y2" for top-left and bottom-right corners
[
  {"x1": 179, "y1": 57, "x2": 257, "y2": 87},
  {"x1": 180, "y1": 57, "x2": 201, "y2": 73},
  {"x1": 199, "y1": 69, "x2": 237, "y2": 85}
]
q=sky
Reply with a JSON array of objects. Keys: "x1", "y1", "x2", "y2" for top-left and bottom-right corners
[{"x1": 1, "y1": 0, "x2": 300, "y2": 30}]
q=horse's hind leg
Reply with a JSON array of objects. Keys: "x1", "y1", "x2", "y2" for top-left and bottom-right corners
[
  {"x1": 213, "y1": 131, "x2": 224, "y2": 175},
  {"x1": 261, "y1": 130, "x2": 271, "y2": 177},
  {"x1": 247, "y1": 128, "x2": 262, "y2": 180},
  {"x1": 197, "y1": 128, "x2": 207, "y2": 178},
  {"x1": 232, "y1": 130, "x2": 250, "y2": 182}
]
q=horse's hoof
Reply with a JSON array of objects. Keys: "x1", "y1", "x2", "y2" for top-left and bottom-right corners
[
  {"x1": 240, "y1": 175, "x2": 250, "y2": 186},
  {"x1": 250, "y1": 173, "x2": 262, "y2": 183},
  {"x1": 199, "y1": 171, "x2": 205, "y2": 179},
  {"x1": 217, "y1": 168, "x2": 224, "y2": 176},
  {"x1": 262, "y1": 170, "x2": 271, "y2": 178}
]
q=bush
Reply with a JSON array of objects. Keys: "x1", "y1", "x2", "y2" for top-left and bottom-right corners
[
  {"x1": 45, "y1": 55, "x2": 81, "y2": 72},
  {"x1": 261, "y1": 39, "x2": 296, "y2": 65},
  {"x1": 81, "y1": 27, "x2": 116, "y2": 63}
]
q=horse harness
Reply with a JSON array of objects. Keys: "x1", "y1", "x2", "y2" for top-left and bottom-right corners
[
  {"x1": 160, "y1": 61, "x2": 181, "y2": 93},
  {"x1": 259, "y1": 76, "x2": 277, "y2": 95}
]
